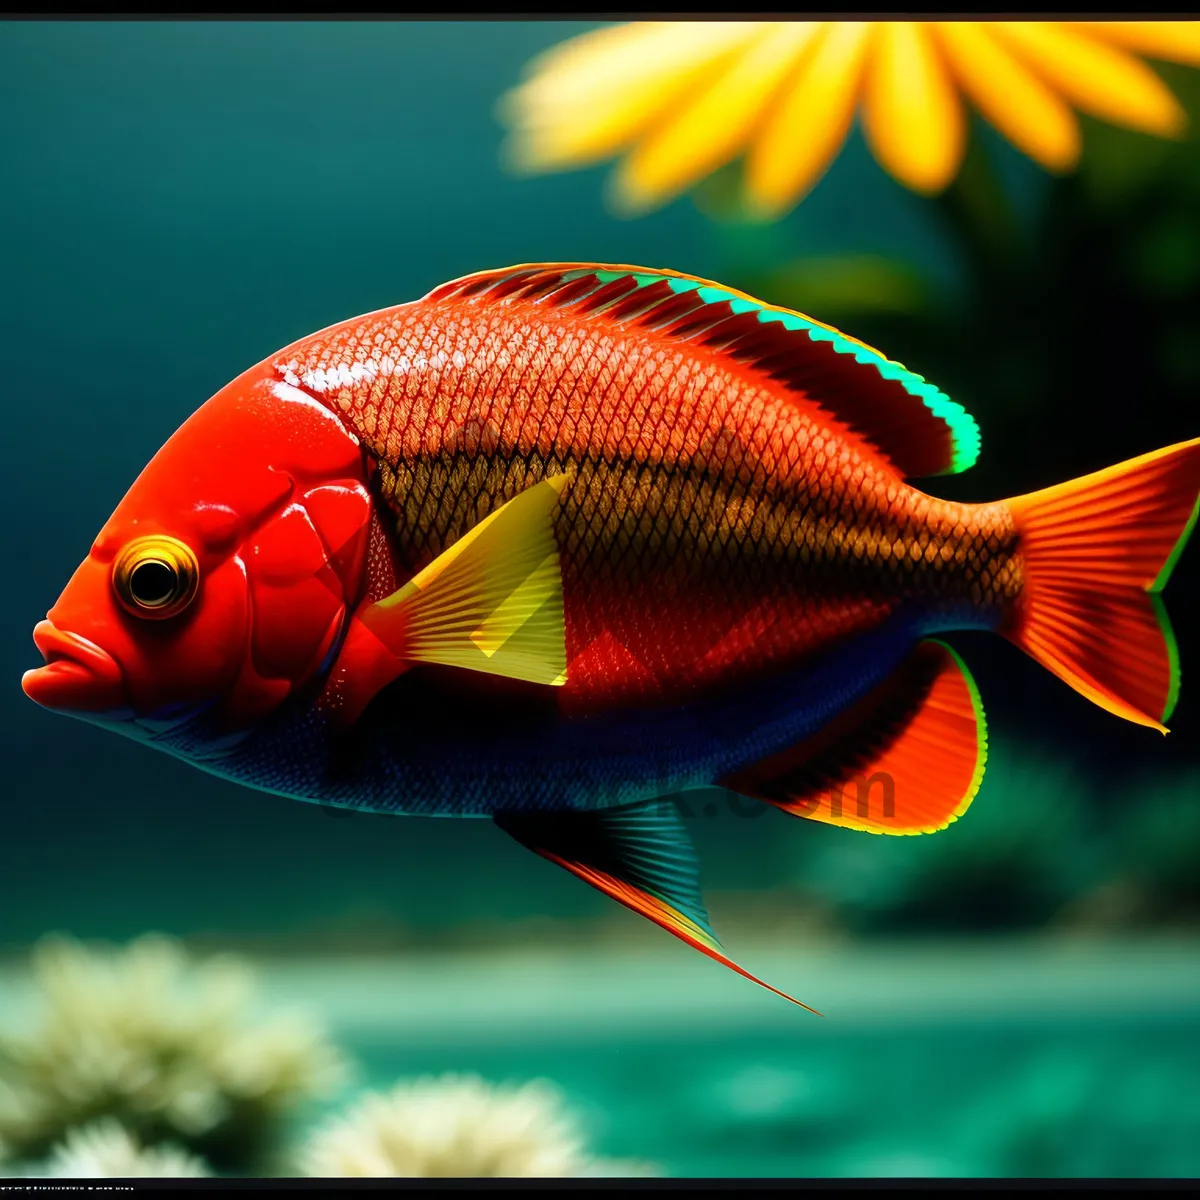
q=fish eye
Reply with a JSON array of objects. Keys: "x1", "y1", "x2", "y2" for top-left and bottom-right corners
[{"x1": 112, "y1": 535, "x2": 200, "y2": 620}]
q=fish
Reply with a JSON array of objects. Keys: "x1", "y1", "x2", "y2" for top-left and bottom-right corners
[{"x1": 22, "y1": 262, "x2": 1200, "y2": 1012}]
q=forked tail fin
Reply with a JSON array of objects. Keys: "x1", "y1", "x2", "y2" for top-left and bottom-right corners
[{"x1": 1002, "y1": 436, "x2": 1200, "y2": 732}]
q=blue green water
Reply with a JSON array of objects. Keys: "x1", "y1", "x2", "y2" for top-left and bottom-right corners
[
  {"x1": 4, "y1": 19, "x2": 1193, "y2": 950},
  {"x1": 4, "y1": 937, "x2": 1198, "y2": 1178},
  {"x1": 354, "y1": 1019, "x2": 1200, "y2": 1177},
  {"x1": 0, "y1": 18, "x2": 982, "y2": 950},
  {"x1": 3, "y1": 20, "x2": 1200, "y2": 1180},
  {"x1": 246, "y1": 941, "x2": 1200, "y2": 1178}
]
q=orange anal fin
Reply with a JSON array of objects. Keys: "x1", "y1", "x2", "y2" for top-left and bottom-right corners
[
  {"x1": 722, "y1": 639, "x2": 987, "y2": 835},
  {"x1": 494, "y1": 801, "x2": 820, "y2": 1014}
]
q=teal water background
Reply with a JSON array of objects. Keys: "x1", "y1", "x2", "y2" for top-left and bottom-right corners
[
  {"x1": 0, "y1": 18, "x2": 973, "y2": 945},
  {"x1": 3, "y1": 939, "x2": 1198, "y2": 1177},
  {"x1": 2, "y1": 19, "x2": 1200, "y2": 1179}
]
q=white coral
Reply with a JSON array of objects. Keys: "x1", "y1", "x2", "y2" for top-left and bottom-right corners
[
  {"x1": 0, "y1": 934, "x2": 348, "y2": 1166},
  {"x1": 46, "y1": 1120, "x2": 211, "y2": 1178},
  {"x1": 299, "y1": 1074, "x2": 656, "y2": 1178}
]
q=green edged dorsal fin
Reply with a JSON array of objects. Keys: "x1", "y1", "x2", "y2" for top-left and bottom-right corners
[
  {"x1": 425, "y1": 263, "x2": 980, "y2": 479},
  {"x1": 360, "y1": 474, "x2": 569, "y2": 687},
  {"x1": 495, "y1": 798, "x2": 821, "y2": 1013}
]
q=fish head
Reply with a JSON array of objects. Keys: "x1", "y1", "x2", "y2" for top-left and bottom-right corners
[{"x1": 23, "y1": 368, "x2": 374, "y2": 736}]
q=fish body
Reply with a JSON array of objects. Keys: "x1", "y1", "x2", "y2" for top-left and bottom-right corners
[
  {"x1": 153, "y1": 270, "x2": 1007, "y2": 813},
  {"x1": 275, "y1": 276, "x2": 1015, "y2": 717},
  {"x1": 23, "y1": 264, "x2": 1200, "y2": 1010}
]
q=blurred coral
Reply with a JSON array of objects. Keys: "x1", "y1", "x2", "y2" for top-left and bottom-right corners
[
  {"x1": 499, "y1": 21, "x2": 1200, "y2": 218},
  {"x1": 298, "y1": 1074, "x2": 656, "y2": 1178},
  {"x1": 44, "y1": 1120, "x2": 211, "y2": 1179},
  {"x1": 0, "y1": 934, "x2": 348, "y2": 1173}
]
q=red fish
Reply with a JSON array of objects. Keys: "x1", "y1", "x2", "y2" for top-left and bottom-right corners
[{"x1": 22, "y1": 264, "x2": 1200, "y2": 1012}]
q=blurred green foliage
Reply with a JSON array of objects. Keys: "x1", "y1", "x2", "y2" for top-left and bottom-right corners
[
  {"x1": 792, "y1": 742, "x2": 1095, "y2": 935},
  {"x1": 1115, "y1": 769, "x2": 1200, "y2": 923},
  {"x1": 745, "y1": 255, "x2": 934, "y2": 324},
  {"x1": 780, "y1": 736, "x2": 1199, "y2": 938}
]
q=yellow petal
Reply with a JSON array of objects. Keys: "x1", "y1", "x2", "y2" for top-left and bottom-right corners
[
  {"x1": 988, "y1": 21, "x2": 1187, "y2": 138},
  {"x1": 613, "y1": 22, "x2": 822, "y2": 213},
  {"x1": 862, "y1": 21, "x2": 966, "y2": 195},
  {"x1": 745, "y1": 21, "x2": 873, "y2": 218},
  {"x1": 1062, "y1": 20, "x2": 1200, "y2": 67},
  {"x1": 512, "y1": 21, "x2": 760, "y2": 117},
  {"x1": 500, "y1": 21, "x2": 764, "y2": 173},
  {"x1": 933, "y1": 21, "x2": 1080, "y2": 172}
]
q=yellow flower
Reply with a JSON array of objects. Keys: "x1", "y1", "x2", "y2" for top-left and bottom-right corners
[{"x1": 499, "y1": 20, "x2": 1200, "y2": 218}]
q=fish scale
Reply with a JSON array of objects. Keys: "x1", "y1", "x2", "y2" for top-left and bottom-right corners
[{"x1": 275, "y1": 291, "x2": 1020, "y2": 710}]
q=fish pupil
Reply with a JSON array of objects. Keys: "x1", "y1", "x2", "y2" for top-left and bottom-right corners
[{"x1": 130, "y1": 559, "x2": 177, "y2": 606}]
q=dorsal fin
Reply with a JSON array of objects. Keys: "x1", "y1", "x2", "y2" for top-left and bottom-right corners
[{"x1": 425, "y1": 263, "x2": 980, "y2": 479}]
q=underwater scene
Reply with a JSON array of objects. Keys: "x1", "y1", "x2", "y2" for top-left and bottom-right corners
[{"x1": 3, "y1": 18, "x2": 1200, "y2": 1181}]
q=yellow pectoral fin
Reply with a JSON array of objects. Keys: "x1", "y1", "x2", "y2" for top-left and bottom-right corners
[{"x1": 361, "y1": 474, "x2": 570, "y2": 687}]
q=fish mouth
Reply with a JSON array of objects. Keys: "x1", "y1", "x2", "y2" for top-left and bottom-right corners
[{"x1": 22, "y1": 620, "x2": 127, "y2": 713}]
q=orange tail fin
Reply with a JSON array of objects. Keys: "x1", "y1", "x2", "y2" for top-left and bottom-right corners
[
  {"x1": 1003, "y1": 434, "x2": 1200, "y2": 724},
  {"x1": 1002, "y1": 436, "x2": 1200, "y2": 732}
]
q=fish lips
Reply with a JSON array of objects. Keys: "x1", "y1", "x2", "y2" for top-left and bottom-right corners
[{"x1": 23, "y1": 620, "x2": 129, "y2": 715}]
